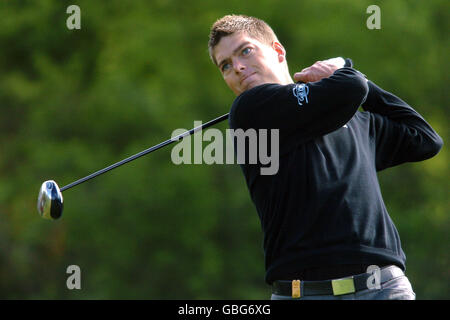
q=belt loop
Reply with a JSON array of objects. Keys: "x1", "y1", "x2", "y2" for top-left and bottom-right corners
[{"x1": 292, "y1": 280, "x2": 301, "y2": 298}]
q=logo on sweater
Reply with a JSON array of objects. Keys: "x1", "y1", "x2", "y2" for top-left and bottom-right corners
[{"x1": 293, "y1": 83, "x2": 309, "y2": 106}]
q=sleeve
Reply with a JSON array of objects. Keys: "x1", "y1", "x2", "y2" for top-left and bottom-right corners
[
  {"x1": 229, "y1": 67, "x2": 369, "y2": 152},
  {"x1": 362, "y1": 80, "x2": 443, "y2": 171}
]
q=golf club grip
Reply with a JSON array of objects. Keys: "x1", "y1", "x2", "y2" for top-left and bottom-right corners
[{"x1": 60, "y1": 113, "x2": 229, "y2": 192}]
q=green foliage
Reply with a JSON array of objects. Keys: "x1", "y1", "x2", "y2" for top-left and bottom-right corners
[{"x1": 0, "y1": 0, "x2": 448, "y2": 299}]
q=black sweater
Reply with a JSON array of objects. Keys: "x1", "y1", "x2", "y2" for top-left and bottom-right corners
[{"x1": 228, "y1": 67, "x2": 443, "y2": 284}]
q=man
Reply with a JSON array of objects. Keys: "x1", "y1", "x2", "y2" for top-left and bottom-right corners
[{"x1": 208, "y1": 14, "x2": 443, "y2": 300}]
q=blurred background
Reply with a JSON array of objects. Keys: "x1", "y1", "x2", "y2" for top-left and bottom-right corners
[{"x1": 0, "y1": 0, "x2": 448, "y2": 299}]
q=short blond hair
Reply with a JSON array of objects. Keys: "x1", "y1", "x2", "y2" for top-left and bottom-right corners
[{"x1": 208, "y1": 14, "x2": 278, "y2": 65}]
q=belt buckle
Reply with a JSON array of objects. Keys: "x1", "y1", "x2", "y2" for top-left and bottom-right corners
[
  {"x1": 331, "y1": 277, "x2": 356, "y2": 296},
  {"x1": 292, "y1": 280, "x2": 301, "y2": 298}
]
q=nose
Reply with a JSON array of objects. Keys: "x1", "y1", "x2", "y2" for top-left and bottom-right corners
[{"x1": 232, "y1": 59, "x2": 246, "y2": 73}]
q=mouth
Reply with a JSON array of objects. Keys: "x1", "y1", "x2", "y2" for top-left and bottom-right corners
[{"x1": 240, "y1": 72, "x2": 256, "y2": 86}]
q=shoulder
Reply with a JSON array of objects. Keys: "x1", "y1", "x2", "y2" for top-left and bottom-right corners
[
  {"x1": 229, "y1": 83, "x2": 291, "y2": 129},
  {"x1": 231, "y1": 83, "x2": 296, "y2": 114},
  {"x1": 233, "y1": 83, "x2": 288, "y2": 107}
]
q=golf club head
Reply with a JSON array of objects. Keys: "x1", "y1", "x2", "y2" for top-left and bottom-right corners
[{"x1": 37, "y1": 180, "x2": 64, "y2": 219}]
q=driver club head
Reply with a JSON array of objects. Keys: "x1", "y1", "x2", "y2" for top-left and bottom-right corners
[{"x1": 37, "y1": 180, "x2": 64, "y2": 220}]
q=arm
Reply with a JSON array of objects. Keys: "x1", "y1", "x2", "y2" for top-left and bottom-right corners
[
  {"x1": 362, "y1": 80, "x2": 443, "y2": 170},
  {"x1": 229, "y1": 67, "x2": 368, "y2": 152}
]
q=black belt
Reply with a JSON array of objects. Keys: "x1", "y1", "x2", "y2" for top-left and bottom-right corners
[{"x1": 272, "y1": 265, "x2": 404, "y2": 298}]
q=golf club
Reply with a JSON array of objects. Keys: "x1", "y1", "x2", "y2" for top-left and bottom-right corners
[{"x1": 37, "y1": 113, "x2": 229, "y2": 220}]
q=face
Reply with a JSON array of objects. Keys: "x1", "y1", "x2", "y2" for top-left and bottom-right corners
[{"x1": 213, "y1": 32, "x2": 290, "y2": 96}]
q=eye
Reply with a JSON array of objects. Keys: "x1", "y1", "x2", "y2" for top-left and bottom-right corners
[
  {"x1": 221, "y1": 62, "x2": 231, "y2": 72},
  {"x1": 242, "y1": 47, "x2": 252, "y2": 56}
]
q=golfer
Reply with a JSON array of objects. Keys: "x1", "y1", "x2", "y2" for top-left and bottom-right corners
[{"x1": 208, "y1": 15, "x2": 443, "y2": 300}]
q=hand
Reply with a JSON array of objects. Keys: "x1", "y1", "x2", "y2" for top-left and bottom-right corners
[{"x1": 293, "y1": 58, "x2": 345, "y2": 83}]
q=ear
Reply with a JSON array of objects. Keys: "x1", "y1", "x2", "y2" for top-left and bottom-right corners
[{"x1": 272, "y1": 41, "x2": 286, "y2": 63}]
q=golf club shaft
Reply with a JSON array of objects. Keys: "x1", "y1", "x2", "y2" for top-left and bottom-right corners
[{"x1": 60, "y1": 113, "x2": 229, "y2": 192}]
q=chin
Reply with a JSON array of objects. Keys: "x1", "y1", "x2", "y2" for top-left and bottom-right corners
[
  {"x1": 247, "y1": 79, "x2": 267, "y2": 90},
  {"x1": 236, "y1": 79, "x2": 265, "y2": 95}
]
